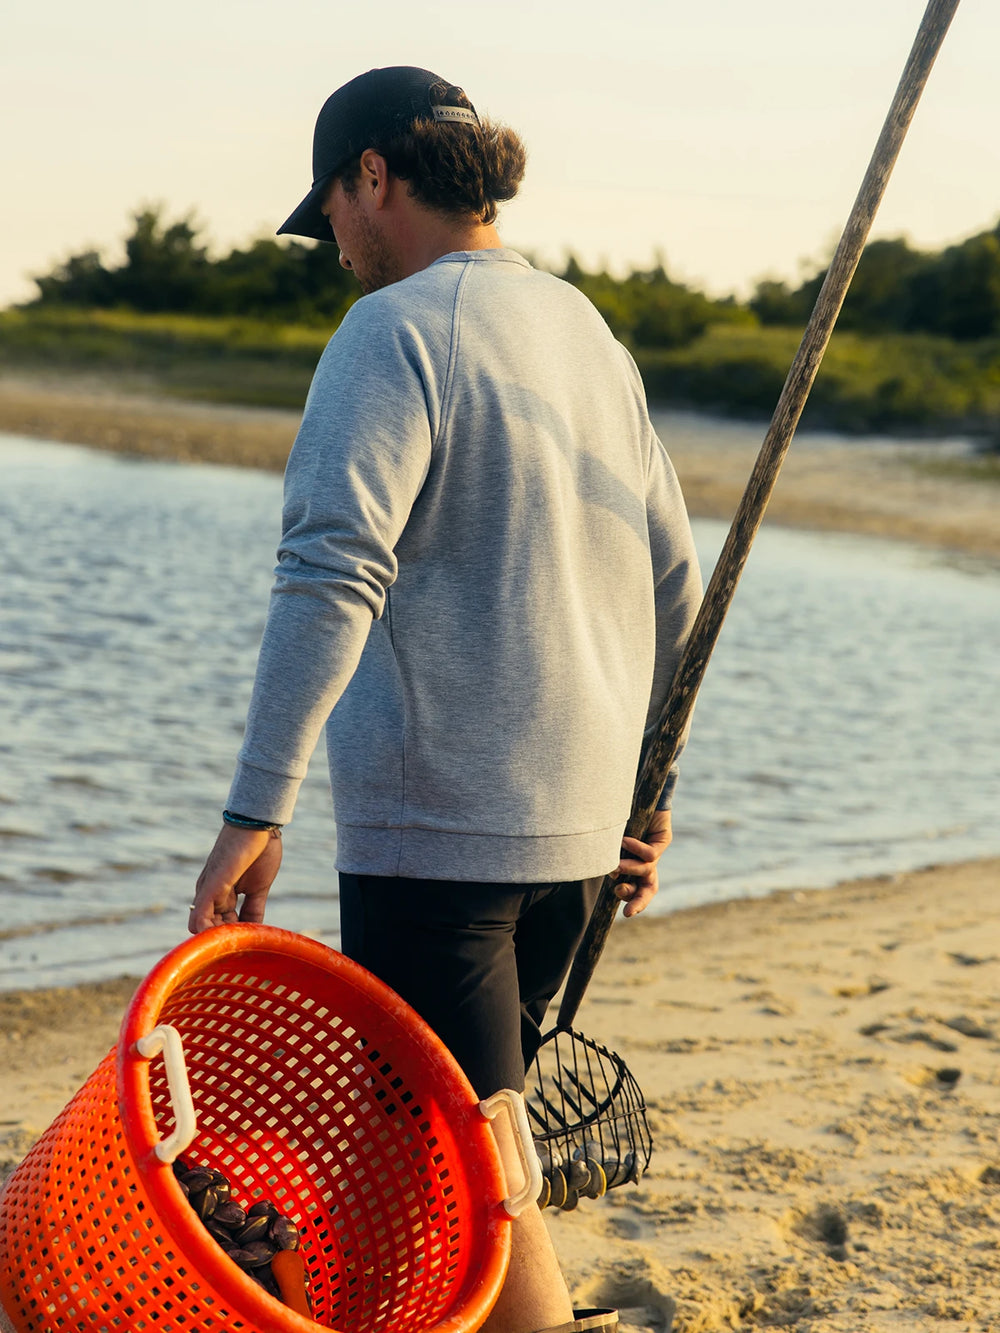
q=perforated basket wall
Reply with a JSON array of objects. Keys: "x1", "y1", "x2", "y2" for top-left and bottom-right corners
[{"x1": 0, "y1": 926, "x2": 510, "y2": 1333}]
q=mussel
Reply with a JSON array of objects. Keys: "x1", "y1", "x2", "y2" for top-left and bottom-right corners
[
  {"x1": 236, "y1": 1214, "x2": 272, "y2": 1246},
  {"x1": 579, "y1": 1156, "x2": 607, "y2": 1199},
  {"x1": 565, "y1": 1158, "x2": 590, "y2": 1191},
  {"x1": 536, "y1": 1174, "x2": 551, "y2": 1209},
  {"x1": 239, "y1": 1240, "x2": 278, "y2": 1270},
  {"x1": 192, "y1": 1185, "x2": 219, "y2": 1221},
  {"x1": 212, "y1": 1201, "x2": 247, "y2": 1231},
  {"x1": 172, "y1": 1155, "x2": 305, "y2": 1305},
  {"x1": 546, "y1": 1167, "x2": 568, "y2": 1210},
  {"x1": 269, "y1": 1216, "x2": 300, "y2": 1252}
]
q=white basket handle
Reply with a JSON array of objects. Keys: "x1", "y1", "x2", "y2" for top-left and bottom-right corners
[
  {"x1": 479, "y1": 1088, "x2": 543, "y2": 1217},
  {"x1": 134, "y1": 1023, "x2": 198, "y2": 1163}
]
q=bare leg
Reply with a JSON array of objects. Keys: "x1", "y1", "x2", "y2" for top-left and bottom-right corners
[
  {"x1": 480, "y1": 1202, "x2": 573, "y2": 1333},
  {"x1": 481, "y1": 1116, "x2": 574, "y2": 1333}
]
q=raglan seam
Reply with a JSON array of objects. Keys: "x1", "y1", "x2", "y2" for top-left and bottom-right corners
[{"x1": 434, "y1": 260, "x2": 473, "y2": 451}]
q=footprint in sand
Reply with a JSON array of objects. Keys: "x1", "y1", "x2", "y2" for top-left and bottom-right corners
[
  {"x1": 948, "y1": 951, "x2": 998, "y2": 967},
  {"x1": 942, "y1": 1015, "x2": 995, "y2": 1039},
  {"x1": 784, "y1": 1202, "x2": 851, "y2": 1262},
  {"x1": 834, "y1": 976, "x2": 891, "y2": 998},
  {"x1": 577, "y1": 1258, "x2": 678, "y2": 1333},
  {"x1": 891, "y1": 1029, "x2": 959, "y2": 1053},
  {"x1": 902, "y1": 1065, "x2": 962, "y2": 1089},
  {"x1": 859, "y1": 1021, "x2": 960, "y2": 1053}
]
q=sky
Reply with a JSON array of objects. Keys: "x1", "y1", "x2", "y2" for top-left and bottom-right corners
[{"x1": 2, "y1": 0, "x2": 997, "y2": 308}]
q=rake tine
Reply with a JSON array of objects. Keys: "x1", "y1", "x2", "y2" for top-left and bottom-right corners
[
  {"x1": 528, "y1": 1075, "x2": 547, "y2": 1105},
  {"x1": 559, "y1": 1069, "x2": 616, "y2": 1122},
  {"x1": 525, "y1": 1101, "x2": 550, "y2": 1133},
  {"x1": 556, "y1": 1082, "x2": 585, "y2": 1122},
  {"x1": 539, "y1": 1093, "x2": 570, "y2": 1126},
  {"x1": 560, "y1": 1064, "x2": 601, "y2": 1110}
]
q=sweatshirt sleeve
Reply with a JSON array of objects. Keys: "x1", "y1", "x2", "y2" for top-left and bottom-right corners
[
  {"x1": 642, "y1": 420, "x2": 703, "y2": 809},
  {"x1": 226, "y1": 296, "x2": 437, "y2": 824}
]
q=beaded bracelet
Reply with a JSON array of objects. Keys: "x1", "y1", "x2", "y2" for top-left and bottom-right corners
[{"x1": 223, "y1": 809, "x2": 283, "y2": 833}]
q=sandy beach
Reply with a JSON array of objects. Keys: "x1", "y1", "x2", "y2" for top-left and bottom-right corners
[
  {"x1": 2, "y1": 377, "x2": 999, "y2": 1331},
  {"x1": 3, "y1": 861, "x2": 1000, "y2": 1331}
]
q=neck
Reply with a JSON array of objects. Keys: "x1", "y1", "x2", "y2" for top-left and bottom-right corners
[{"x1": 388, "y1": 197, "x2": 504, "y2": 280}]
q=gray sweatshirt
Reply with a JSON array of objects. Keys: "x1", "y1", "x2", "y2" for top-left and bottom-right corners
[{"x1": 228, "y1": 248, "x2": 701, "y2": 881}]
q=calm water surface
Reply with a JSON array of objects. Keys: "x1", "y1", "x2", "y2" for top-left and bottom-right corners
[{"x1": 1, "y1": 424, "x2": 998, "y2": 989}]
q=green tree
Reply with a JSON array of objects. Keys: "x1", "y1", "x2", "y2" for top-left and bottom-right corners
[
  {"x1": 559, "y1": 256, "x2": 742, "y2": 349},
  {"x1": 836, "y1": 238, "x2": 930, "y2": 333},
  {"x1": 32, "y1": 249, "x2": 115, "y2": 307},
  {"x1": 751, "y1": 224, "x2": 1000, "y2": 341},
  {"x1": 115, "y1": 208, "x2": 211, "y2": 311},
  {"x1": 28, "y1": 206, "x2": 359, "y2": 324},
  {"x1": 749, "y1": 278, "x2": 810, "y2": 327},
  {"x1": 911, "y1": 232, "x2": 1000, "y2": 339},
  {"x1": 211, "y1": 238, "x2": 356, "y2": 323}
]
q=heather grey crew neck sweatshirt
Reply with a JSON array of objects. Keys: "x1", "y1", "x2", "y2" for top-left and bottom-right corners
[{"x1": 227, "y1": 248, "x2": 701, "y2": 882}]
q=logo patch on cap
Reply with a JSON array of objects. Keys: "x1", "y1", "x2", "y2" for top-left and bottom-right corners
[{"x1": 431, "y1": 105, "x2": 480, "y2": 126}]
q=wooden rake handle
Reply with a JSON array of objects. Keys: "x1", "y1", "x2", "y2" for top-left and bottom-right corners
[{"x1": 557, "y1": 0, "x2": 962, "y2": 1031}]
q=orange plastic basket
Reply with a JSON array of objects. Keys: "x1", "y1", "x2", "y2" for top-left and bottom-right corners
[{"x1": 0, "y1": 926, "x2": 537, "y2": 1333}]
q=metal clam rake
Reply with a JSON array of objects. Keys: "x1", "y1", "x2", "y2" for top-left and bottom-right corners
[
  {"x1": 526, "y1": 0, "x2": 962, "y2": 1213},
  {"x1": 527, "y1": 1025, "x2": 652, "y2": 1211}
]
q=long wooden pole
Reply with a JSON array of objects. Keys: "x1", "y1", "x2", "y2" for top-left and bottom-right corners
[{"x1": 558, "y1": 0, "x2": 962, "y2": 1030}]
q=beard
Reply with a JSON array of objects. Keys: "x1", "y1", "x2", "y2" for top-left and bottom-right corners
[{"x1": 349, "y1": 210, "x2": 404, "y2": 295}]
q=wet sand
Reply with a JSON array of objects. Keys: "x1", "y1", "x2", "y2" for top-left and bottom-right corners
[
  {"x1": 3, "y1": 859, "x2": 1000, "y2": 1331},
  {"x1": 1, "y1": 372, "x2": 998, "y2": 558}
]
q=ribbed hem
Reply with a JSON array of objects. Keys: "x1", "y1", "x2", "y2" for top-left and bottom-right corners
[{"x1": 335, "y1": 821, "x2": 624, "y2": 883}]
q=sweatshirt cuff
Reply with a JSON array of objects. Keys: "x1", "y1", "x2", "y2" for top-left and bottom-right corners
[
  {"x1": 656, "y1": 763, "x2": 679, "y2": 811},
  {"x1": 227, "y1": 760, "x2": 303, "y2": 827}
]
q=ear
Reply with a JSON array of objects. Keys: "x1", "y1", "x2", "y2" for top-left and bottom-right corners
[{"x1": 358, "y1": 149, "x2": 391, "y2": 210}]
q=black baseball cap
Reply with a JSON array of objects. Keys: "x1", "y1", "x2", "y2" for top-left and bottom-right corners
[{"x1": 277, "y1": 66, "x2": 481, "y2": 243}]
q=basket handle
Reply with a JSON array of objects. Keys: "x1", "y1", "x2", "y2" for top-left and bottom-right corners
[
  {"x1": 133, "y1": 1023, "x2": 198, "y2": 1163},
  {"x1": 479, "y1": 1088, "x2": 544, "y2": 1218}
]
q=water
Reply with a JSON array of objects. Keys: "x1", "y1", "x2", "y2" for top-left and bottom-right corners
[{"x1": 1, "y1": 427, "x2": 998, "y2": 990}]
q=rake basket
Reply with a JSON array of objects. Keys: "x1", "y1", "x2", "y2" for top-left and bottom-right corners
[{"x1": 526, "y1": 1026, "x2": 652, "y2": 1212}]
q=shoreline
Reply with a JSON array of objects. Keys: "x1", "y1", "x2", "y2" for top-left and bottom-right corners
[
  {"x1": 2, "y1": 373, "x2": 998, "y2": 559},
  {"x1": 3, "y1": 856, "x2": 1000, "y2": 1330}
]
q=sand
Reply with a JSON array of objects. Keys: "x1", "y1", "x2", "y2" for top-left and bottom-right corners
[
  {"x1": 0, "y1": 374, "x2": 303, "y2": 473},
  {"x1": 2, "y1": 377, "x2": 1000, "y2": 1329},
  {"x1": 551, "y1": 859, "x2": 1000, "y2": 1332},
  {"x1": 3, "y1": 862, "x2": 1000, "y2": 1331}
]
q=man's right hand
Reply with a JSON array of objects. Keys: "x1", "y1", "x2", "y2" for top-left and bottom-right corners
[
  {"x1": 188, "y1": 824, "x2": 283, "y2": 934},
  {"x1": 614, "y1": 809, "x2": 673, "y2": 918}
]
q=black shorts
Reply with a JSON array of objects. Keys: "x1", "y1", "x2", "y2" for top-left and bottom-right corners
[{"x1": 338, "y1": 873, "x2": 603, "y2": 1098}]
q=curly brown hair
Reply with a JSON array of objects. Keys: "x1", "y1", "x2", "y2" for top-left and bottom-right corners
[{"x1": 339, "y1": 82, "x2": 526, "y2": 225}]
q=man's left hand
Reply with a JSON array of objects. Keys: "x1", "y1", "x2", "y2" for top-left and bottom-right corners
[
  {"x1": 188, "y1": 824, "x2": 283, "y2": 933},
  {"x1": 614, "y1": 810, "x2": 672, "y2": 918}
]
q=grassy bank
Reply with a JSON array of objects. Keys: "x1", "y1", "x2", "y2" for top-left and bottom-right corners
[
  {"x1": 637, "y1": 324, "x2": 1000, "y2": 441},
  {"x1": 3, "y1": 307, "x2": 1000, "y2": 442},
  {"x1": 0, "y1": 308, "x2": 326, "y2": 409}
]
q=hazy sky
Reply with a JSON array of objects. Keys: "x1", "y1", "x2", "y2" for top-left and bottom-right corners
[{"x1": 3, "y1": 0, "x2": 996, "y2": 308}]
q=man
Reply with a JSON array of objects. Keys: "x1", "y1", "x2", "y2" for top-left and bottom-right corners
[{"x1": 189, "y1": 67, "x2": 702, "y2": 1333}]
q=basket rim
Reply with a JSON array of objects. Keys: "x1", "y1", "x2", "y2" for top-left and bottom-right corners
[{"x1": 115, "y1": 924, "x2": 512, "y2": 1332}]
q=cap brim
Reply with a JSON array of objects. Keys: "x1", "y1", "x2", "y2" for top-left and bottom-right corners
[{"x1": 276, "y1": 178, "x2": 336, "y2": 242}]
